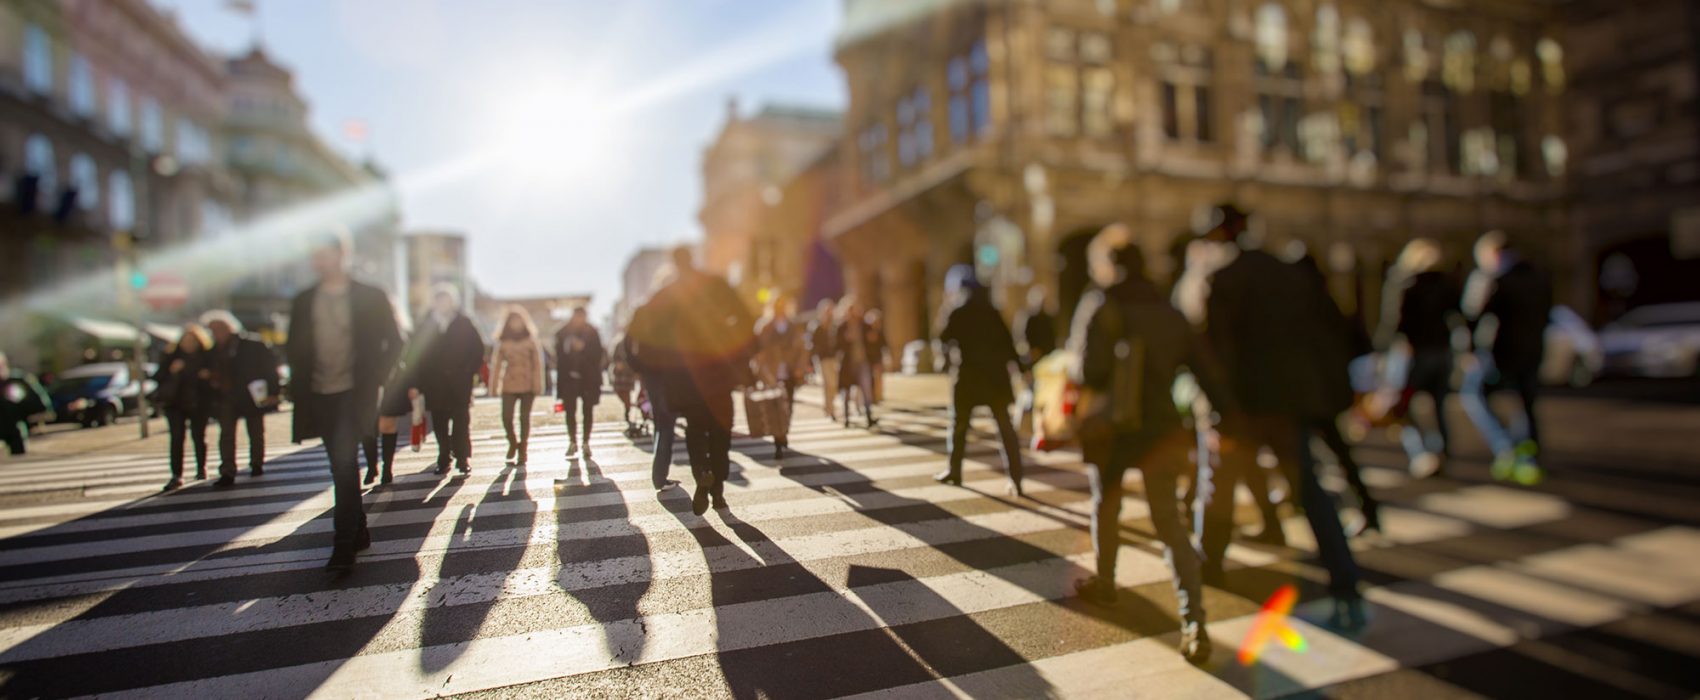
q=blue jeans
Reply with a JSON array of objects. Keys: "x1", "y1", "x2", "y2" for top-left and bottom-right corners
[
  {"x1": 1089, "y1": 430, "x2": 1205, "y2": 623},
  {"x1": 650, "y1": 387, "x2": 679, "y2": 488},
  {"x1": 1203, "y1": 414, "x2": 1360, "y2": 600},
  {"x1": 1460, "y1": 353, "x2": 1540, "y2": 456},
  {"x1": 310, "y1": 391, "x2": 367, "y2": 548}
]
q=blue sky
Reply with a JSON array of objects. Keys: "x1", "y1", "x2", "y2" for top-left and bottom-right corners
[{"x1": 154, "y1": 0, "x2": 845, "y2": 315}]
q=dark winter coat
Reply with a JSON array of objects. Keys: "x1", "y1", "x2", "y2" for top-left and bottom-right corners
[
  {"x1": 939, "y1": 290, "x2": 1021, "y2": 407},
  {"x1": 1467, "y1": 259, "x2": 1552, "y2": 373},
  {"x1": 210, "y1": 333, "x2": 281, "y2": 415},
  {"x1": 1377, "y1": 270, "x2": 1462, "y2": 352},
  {"x1": 554, "y1": 323, "x2": 605, "y2": 402},
  {"x1": 153, "y1": 347, "x2": 216, "y2": 415},
  {"x1": 1016, "y1": 308, "x2": 1059, "y2": 361},
  {"x1": 286, "y1": 280, "x2": 402, "y2": 443},
  {"x1": 754, "y1": 315, "x2": 808, "y2": 386},
  {"x1": 835, "y1": 316, "x2": 884, "y2": 389},
  {"x1": 1201, "y1": 248, "x2": 1354, "y2": 418},
  {"x1": 410, "y1": 313, "x2": 486, "y2": 412},
  {"x1": 627, "y1": 270, "x2": 755, "y2": 414}
]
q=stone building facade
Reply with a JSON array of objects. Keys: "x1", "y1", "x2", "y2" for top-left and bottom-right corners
[
  {"x1": 0, "y1": 0, "x2": 233, "y2": 300},
  {"x1": 1559, "y1": 0, "x2": 1700, "y2": 321},
  {"x1": 698, "y1": 99, "x2": 842, "y2": 306},
  {"x1": 828, "y1": 0, "x2": 1571, "y2": 351}
]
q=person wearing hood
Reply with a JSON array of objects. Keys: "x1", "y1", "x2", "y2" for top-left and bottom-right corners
[{"x1": 933, "y1": 265, "x2": 1025, "y2": 496}]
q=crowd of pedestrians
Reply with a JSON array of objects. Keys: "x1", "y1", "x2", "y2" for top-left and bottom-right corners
[{"x1": 4, "y1": 210, "x2": 1557, "y2": 642}]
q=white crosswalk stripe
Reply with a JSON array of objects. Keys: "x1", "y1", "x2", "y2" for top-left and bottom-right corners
[{"x1": 0, "y1": 394, "x2": 1694, "y2": 699}]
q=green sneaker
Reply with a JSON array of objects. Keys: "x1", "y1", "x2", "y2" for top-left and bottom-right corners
[
  {"x1": 1490, "y1": 452, "x2": 1517, "y2": 481},
  {"x1": 1515, "y1": 440, "x2": 1540, "y2": 460},
  {"x1": 1512, "y1": 461, "x2": 1545, "y2": 486}
]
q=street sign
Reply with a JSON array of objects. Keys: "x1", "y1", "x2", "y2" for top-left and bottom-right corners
[{"x1": 139, "y1": 272, "x2": 189, "y2": 311}]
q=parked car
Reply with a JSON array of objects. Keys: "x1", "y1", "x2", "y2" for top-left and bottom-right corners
[
  {"x1": 47, "y1": 362, "x2": 156, "y2": 428},
  {"x1": 1598, "y1": 302, "x2": 1700, "y2": 379},
  {"x1": 1543, "y1": 305, "x2": 1604, "y2": 386}
]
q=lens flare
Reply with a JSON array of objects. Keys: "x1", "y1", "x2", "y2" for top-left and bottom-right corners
[{"x1": 1237, "y1": 583, "x2": 1306, "y2": 666}]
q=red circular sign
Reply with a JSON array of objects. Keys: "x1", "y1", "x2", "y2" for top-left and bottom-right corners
[{"x1": 140, "y1": 272, "x2": 189, "y2": 310}]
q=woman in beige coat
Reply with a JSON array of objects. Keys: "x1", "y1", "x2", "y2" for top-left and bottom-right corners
[{"x1": 491, "y1": 307, "x2": 546, "y2": 465}]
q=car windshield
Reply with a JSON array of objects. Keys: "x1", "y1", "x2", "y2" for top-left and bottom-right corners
[{"x1": 50, "y1": 374, "x2": 114, "y2": 395}]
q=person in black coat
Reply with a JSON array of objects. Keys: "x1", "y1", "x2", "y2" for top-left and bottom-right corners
[
  {"x1": 1376, "y1": 238, "x2": 1463, "y2": 477},
  {"x1": 554, "y1": 306, "x2": 604, "y2": 458},
  {"x1": 1460, "y1": 231, "x2": 1552, "y2": 485},
  {"x1": 409, "y1": 285, "x2": 486, "y2": 476},
  {"x1": 286, "y1": 234, "x2": 403, "y2": 574},
  {"x1": 934, "y1": 265, "x2": 1025, "y2": 496},
  {"x1": 1015, "y1": 286, "x2": 1059, "y2": 364},
  {"x1": 203, "y1": 311, "x2": 280, "y2": 487},
  {"x1": 628, "y1": 246, "x2": 754, "y2": 515},
  {"x1": 155, "y1": 324, "x2": 217, "y2": 490},
  {"x1": 0, "y1": 351, "x2": 52, "y2": 456},
  {"x1": 1191, "y1": 204, "x2": 1363, "y2": 628}
]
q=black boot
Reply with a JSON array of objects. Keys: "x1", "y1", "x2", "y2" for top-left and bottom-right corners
[{"x1": 380, "y1": 433, "x2": 398, "y2": 484}]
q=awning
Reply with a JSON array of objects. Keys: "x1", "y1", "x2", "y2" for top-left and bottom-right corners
[
  {"x1": 145, "y1": 323, "x2": 183, "y2": 343},
  {"x1": 68, "y1": 317, "x2": 146, "y2": 345}
]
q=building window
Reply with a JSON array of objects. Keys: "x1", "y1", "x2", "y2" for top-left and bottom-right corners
[
  {"x1": 139, "y1": 98, "x2": 164, "y2": 153},
  {"x1": 859, "y1": 122, "x2": 889, "y2": 185},
  {"x1": 1045, "y1": 65, "x2": 1079, "y2": 137},
  {"x1": 897, "y1": 86, "x2": 933, "y2": 167},
  {"x1": 1536, "y1": 37, "x2": 1564, "y2": 94},
  {"x1": 1403, "y1": 30, "x2": 1431, "y2": 83},
  {"x1": 1083, "y1": 66, "x2": 1114, "y2": 138},
  {"x1": 1490, "y1": 91, "x2": 1528, "y2": 178},
  {"x1": 69, "y1": 154, "x2": 99, "y2": 211},
  {"x1": 108, "y1": 79, "x2": 131, "y2": 135},
  {"x1": 1442, "y1": 31, "x2": 1477, "y2": 94},
  {"x1": 23, "y1": 24, "x2": 54, "y2": 95},
  {"x1": 108, "y1": 170, "x2": 135, "y2": 232},
  {"x1": 1194, "y1": 85, "x2": 1213, "y2": 142},
  {"x1": 1254, "y1": 3, "x2": 1289, "y2": 72},
  {"x1": 1541, "y1": 135, "x2": 1567, "y2": 177},
  {"x1": 948, "y1": 40, "x2": 992, "y2": 143},
  {"x1": 1343, "y1": 18, "x2": 1376, "y2": 77},
  {"x1": 1161, "y1": 82, "x2": 1180, "y2": 140},
  {"x1": 1255, "y1": 53, "x2": 1302, "y2": 154},
  {"x1": 1423, "y1": 79, "x2": 1462, "y2": 175},
  {"x1": 177, "y1": 119, "x2": 211, "y2": 165},
  {"x1": 69, "y1": 53, "x2": 96, "y2": 118},
  {"x1": 24, "y1": 135, "x2": 56, "y2": 207},
  {"x1": 1312, "y1": 4, "x2": 1341, "y2": 79}
]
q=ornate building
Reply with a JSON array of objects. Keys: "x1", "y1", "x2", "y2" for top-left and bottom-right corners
[
  {"x1": 828, "y1": 0, "x2": 1571, "y2": 351},
  {"x1": 698, "y1": 98, "x2": 842, "y2": 305},
  {"x1": 1559, "y1": 0, "x2": 1700, "y2": 321},
  {"x1": 0, "y1": 0, "x2": 233, "y2": 299},
  {"x1": 222, "y1": 47, "x2": 401, "y2": 330}
]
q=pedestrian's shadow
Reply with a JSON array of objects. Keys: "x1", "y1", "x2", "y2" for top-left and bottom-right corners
[
  {"x1": 419, "y1": 463, "x2": 533, "y2": 672},
  {"x1": 555, "y1": 457, "x2": 652, "y2": 666},
  {"x1": 668, "y1": 507, "x2": 947, "y2": 698},
  {"x1": 0, "y1": 456, "x2": 463, "y2": 697}
]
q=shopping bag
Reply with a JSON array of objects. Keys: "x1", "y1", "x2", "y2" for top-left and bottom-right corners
[
  {"x1": 743, "y1": 388, "x2": 791, "y2": 439},
  {"x1": 410, "y1": 395, "x2": 428, "y2": 452}
]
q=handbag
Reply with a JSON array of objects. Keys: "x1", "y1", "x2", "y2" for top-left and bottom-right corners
[{"x1": 742, "y1": 386, "x2": 791, "y2": 439}]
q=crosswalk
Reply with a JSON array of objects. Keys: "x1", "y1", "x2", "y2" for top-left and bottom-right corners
[{"x1": 0, "y1": 392, "x2": 1695, "y2": 698}]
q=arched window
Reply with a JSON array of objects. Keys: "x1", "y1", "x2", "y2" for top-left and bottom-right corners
[
  {"x1": 69, "y1": 53, "x2": 96, "y2": 117},
  {"x1": 1312, "y1": 5, "x2": 1341, "y2": 77},
  {"x1": 1403, "y1": 29, "x2": 1430, "y2": 83},
  {"x1": 1536, "y1": 37, "x2": 1564, "y2": 94},
  {"x1": 108, "y1": 170, "x2": 135, "y2": 232},
  {"x1": 69, "y1": 154, "x2": 99, "y2": 211},
  {"x1": 24, "y1": 135, "x2": 56, "y2": 204},
  {"x1": 108, "y1": 78, "x2": 132, "y2": 135},
  {"x1": 1255, "y1": 3, "x2": 1289, "y2": 72},
  {"x1": 23, "y1": 25, "x2": 54, "y2": 95},
  {"x1": 1343, "y1": 18, "x2": 1376, "y2": 76},
  {"x1": 1443, "y1": 30, "x2": 1476, "y2": 93}
]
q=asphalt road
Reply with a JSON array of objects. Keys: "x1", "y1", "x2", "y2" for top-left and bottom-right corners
[{"x1": 0, "y1": 377, "x2": 1695, "y2": 698}]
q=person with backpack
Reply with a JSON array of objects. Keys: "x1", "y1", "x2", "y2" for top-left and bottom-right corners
[
  {"x1": 1067, "y1": 225, "x2": 1234, "y2": 664},
  {"x1": 933, "y1": 265, "x2": 1025, "y2": 496},
  {"x1": 1190, "y1": 204, "x2": 1364, "y2": 628}
]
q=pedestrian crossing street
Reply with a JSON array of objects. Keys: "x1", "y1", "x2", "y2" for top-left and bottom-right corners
[{"x1": 0, "y1": 396, "x2": 1696, "y2": 698}]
